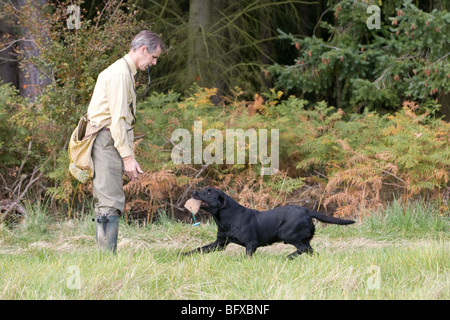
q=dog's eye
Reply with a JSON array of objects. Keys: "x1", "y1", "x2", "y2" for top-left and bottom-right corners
[{"x1": 207, "y1": 190, "x2": 210, "y2": 194}]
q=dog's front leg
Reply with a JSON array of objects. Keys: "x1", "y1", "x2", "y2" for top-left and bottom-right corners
[
  {"x1": 245, "y1": 244, "x2": 257, "y2": 258},
  {"x1": 183, "y1": 239, "x2": 228, "y2": 256}
]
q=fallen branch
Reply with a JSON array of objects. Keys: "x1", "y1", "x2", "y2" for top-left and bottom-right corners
[{"x1": 0, "y1": 199, "x2": 27, "y2": 221}]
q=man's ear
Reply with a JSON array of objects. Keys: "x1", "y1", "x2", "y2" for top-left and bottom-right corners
[
  {"x1": 218, "y1": 195, "x2": 227, "y2": 209},
  {"x1": 137, "y1": 45, "x2": 146, "y2": 55}
]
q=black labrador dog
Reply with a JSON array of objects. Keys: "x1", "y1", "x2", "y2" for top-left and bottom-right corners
[{"x1": 184, "y1": 188, "x2": 355, "y2": 259}]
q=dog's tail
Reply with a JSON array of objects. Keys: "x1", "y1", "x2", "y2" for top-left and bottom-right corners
[{"x1": 309, "y1": 210, "x2": 355, "y2": 225}]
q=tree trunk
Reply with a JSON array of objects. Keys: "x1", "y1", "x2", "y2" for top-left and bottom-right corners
[
  {"x1": 15, "y1": 0, "x2": 51, "y2": 101},
  {"x1": 210, "y1": 0, "x2": 227, "y2": 104},
  {"x1": 187, "y1": 0, "x2": 211, "y2": 89},
  {"x1": 438, "y1": 93, "x2": 450, "y2": 121},
  {"x1": 0, "y1": 13, "x2": 18, "y2": 87},
  {"x1": 259, "y1": 2, "x2": 272, "y2": 91}
]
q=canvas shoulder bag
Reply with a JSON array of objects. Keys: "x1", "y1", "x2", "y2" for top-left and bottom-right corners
[{"x1": 68, "y1": 114, "x2": 104, "y2": 183}]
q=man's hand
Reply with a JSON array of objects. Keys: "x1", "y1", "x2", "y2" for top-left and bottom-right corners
[{"x1": 123, "y1": 156, "x2": 143, "y2": 181}]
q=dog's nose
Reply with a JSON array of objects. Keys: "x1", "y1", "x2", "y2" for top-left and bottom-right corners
[{"x1": 192, "y1": 191, "x2": 198, "y2": 197}]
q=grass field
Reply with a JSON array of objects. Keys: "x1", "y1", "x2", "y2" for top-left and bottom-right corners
[{"x1": 0, "y1": 200, "x2": 448, "y2": 300}]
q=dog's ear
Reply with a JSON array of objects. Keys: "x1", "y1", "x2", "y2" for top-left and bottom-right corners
[{"x1": 218, "y1": 194, "x2": 227, "y2": 209}]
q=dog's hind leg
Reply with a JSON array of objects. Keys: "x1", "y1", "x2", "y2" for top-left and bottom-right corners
[
  {"x1": 245, "y1": 243, "x2": 258, "y2": 258},
  {"x1": 287, "y1": 243, "x2": 314, "y2": 260}
]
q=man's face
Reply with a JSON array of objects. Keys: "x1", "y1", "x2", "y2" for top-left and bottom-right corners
[{"x1": 137, "y1": 45, "x2": 161, "y2": 71}]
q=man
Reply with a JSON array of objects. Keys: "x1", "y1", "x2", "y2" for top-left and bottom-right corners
[{"x1": 87, "y1": 30, "x2": 165, "y2": 252}]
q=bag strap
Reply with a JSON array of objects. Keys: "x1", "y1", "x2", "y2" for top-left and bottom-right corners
[{"x1": 82, "y1": 113, "x2": 104, "y2": 140}]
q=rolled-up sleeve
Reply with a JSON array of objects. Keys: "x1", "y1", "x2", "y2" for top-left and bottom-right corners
[{"x1": 106, "y1": 74, "x2": 133, "y2": 158}]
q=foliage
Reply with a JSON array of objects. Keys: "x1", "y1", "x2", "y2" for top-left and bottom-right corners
[
  {"x1": 0, "y1": 83, "x2": 28, "y2": 169},
  {"x1": 114, "y1": 87, "x2": 450, "y2": 220},
  {"x1": 0, "y1": 82, "x2": 44, "y2": 206},
  {"x1": 274, "y1": 97, "x2": 449, "y2": 217},
  {"x1": 1, "y1": 0, "x2": 449, "y2": 223},
  {"x1": 3, "y1": 76, "x2": 449, "y2": 221},
  {"x1": 269, "y1": 0, "x2": 450, "y2": 114},
  {"x1": 0, "y1": 0, "x2": 146, "y2": 208}
]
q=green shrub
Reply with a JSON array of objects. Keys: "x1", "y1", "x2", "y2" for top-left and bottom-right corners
[{"x1": 269, "y1": 0, "x2": 450, "y2": 114}]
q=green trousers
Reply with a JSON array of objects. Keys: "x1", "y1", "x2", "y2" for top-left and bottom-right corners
[
  {"x1": 91, "y1": 129, "x2": 124, "y2": 252},
  {"x1": 92, "y1": 129, "x2": 125, "y2": 215}
]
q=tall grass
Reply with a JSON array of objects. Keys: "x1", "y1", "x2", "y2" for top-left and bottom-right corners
[
  {"x1": 317, "y1": 199, "x2": 448, "y2": 240},
  {"x1": 0, "y1": 200, "x2": 448, "y2": 299},
  {"x1": 366, "y1": 200, "x2": 448, "y2": 237}
]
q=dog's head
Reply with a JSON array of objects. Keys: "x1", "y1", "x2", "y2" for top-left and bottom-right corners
[{"x1": 192, "y1": 188, "x2": 228, "y2": 215}]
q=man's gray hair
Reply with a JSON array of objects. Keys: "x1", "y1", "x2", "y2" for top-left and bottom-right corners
[{"x1": 130, "y1": 30, "x2": 165, "y2": 53}]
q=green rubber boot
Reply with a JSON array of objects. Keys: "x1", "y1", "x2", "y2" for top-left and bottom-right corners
[{"x1": 94, "y1": 214, "x2": 119, "y2": 253}]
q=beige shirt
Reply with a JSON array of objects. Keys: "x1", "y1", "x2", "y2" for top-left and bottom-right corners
[{"x1": 87, "y1": 54, "x2": 137, "y2": 158}]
